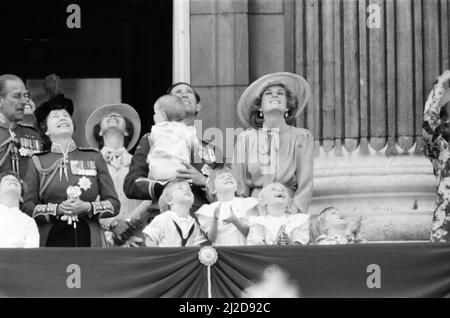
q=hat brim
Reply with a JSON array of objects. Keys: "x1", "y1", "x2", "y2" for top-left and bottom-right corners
[
  {"x1": 237, "y1": 72, "x2": 311, "y2": 128},
  {"x1": 85, "y1": 103, "x2": 141, "y2": 151}
]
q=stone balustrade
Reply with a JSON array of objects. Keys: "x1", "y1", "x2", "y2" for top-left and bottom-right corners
[{"x1": 311, "y1": 142, "x2": 436, "y2": 241}]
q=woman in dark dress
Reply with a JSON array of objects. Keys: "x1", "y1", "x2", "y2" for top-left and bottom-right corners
[{"x1": 22, "y1": 107, "x2": 120, "y2": 247}]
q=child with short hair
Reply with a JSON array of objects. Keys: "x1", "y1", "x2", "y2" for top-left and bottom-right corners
[
  {"x1": 309, "y1": 207, "x2": 364, "y2": 245},
  {"x1": 147, "y1": 95, "x2": 201, "y2": 183},
  {"x1": 142, "y1": 179, "x2": 206, "y2": 247},
  {"x1": 247, "y1": 183, "x2": 310, "y2": 245},
  {"x1": 195, "y1": 167, "x2": 258, "y2": 246}
]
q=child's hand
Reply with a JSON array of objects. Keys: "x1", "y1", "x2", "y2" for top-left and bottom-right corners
[
  {"x1": 223, "y1": 207, "x2": 238, "y2": 225},
  {"x1": 276, "y1": 232, "x2": 292, "y2": 245},
  {"x1": 347, "y1": 216, "x2": 362, "y2": 236},
  {"x1": 213, "y1": 203, "x2": 221, "y2": 220},
  {"x1": 127, "y1": 236, "x2": 144, "y2": 247}
]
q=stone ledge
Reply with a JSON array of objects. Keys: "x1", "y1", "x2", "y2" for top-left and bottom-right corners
[{"x1": 311, "y1": 144, "x2": 436, "y2": 241}]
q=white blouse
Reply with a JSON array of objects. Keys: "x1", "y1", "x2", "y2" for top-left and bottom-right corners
[
  {"x1": 247, "y1": 213, "x2": 310, "y2": 245},
  {"x1": 195, "y1": 197, "x2": 258, "y2": 246},
  {"x1": 0, "y1": 204, "x2": 39, "y2": 248}
]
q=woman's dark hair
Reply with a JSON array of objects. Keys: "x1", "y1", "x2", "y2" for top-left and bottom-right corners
[
  {"x1": 40, "y1": 107, "x2": 75, "y2": 151},
  {"x1": 93, "y1": 116, "x2": 134, "y2": 149},
  {"x1": 167, "y1": 82, "x2": 201, "y2": 104},
  {"x1": 248, "y1": 83, "x2": 299, "y2": 129}
]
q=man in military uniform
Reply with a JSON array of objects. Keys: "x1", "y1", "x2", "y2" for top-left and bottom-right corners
[
  {"x1": 121, "y1": 82, "x2": 222, "y2": 241},
  {"x1": 0, "y1": 74, "x2": 42, "y2": 179}
]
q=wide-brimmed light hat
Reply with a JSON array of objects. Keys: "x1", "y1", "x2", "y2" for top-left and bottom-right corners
[
  {"x1": 237, "y1": 72, "x2": 311, "y2": 128},
  {"x1": 85, "y1": 103, "x2": 141, "y2": 151}
]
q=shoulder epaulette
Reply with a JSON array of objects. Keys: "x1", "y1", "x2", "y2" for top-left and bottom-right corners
[{"x1": 78, "y1": 147, "x2": 99, "y2": 152}]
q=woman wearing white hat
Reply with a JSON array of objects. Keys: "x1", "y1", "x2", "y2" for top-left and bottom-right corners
[
  {"x1": 86, "y1": 103, "x2": 146, "y2": 246},
  {"x1": 233, "y1": 72, "x2": 314, "y2": 214}
]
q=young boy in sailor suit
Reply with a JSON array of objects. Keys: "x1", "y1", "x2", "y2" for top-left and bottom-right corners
[{"x1": 143, "y1": 179, "x2": 206, "y2": 247}]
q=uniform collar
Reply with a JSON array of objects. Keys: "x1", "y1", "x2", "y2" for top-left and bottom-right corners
[
  {"x1": 101, "y1": 146, "x2": 126, "y2": 155},
  {"x1": 0, "y1": 113, "x2": 17, "y2": 130},
  {"x1": 51, "y1": 140, "x2": 77, "y2": 154}
]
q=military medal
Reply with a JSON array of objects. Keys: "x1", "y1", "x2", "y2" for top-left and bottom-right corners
[
  {"x1": 18, "y1": 138, "x2": 33, "y2": 157},
  {"x1": 201, "y1": 164, "x2": 213, "y2": 176},
  {"x1": 19, "y1": 147, "x2": 28, "y2": 156},
  {"x1": 199, "y1": 145, "x2": 215, "y2": 163},
  {"x1": 205, "y1": 145, "x2": 216, "y2": 163},
  {"x1": 70, "y1": 160, "x2": 97, "y2": 176},
  {"x1": 78, "y1": 176, "x2": 91, "y2": 191}
]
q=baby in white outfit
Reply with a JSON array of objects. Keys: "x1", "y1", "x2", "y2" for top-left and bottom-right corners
[{"x1": 148, "y1": 95, "x2": 200, "y2": 183}]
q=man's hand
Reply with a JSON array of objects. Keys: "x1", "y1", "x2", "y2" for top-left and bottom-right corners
[
  {"x1": 176, "y1": 162, "x2": 206, "y2": 186},
  {"x1": 112, "y1": 219, "x2": 135, "y2": 242}
]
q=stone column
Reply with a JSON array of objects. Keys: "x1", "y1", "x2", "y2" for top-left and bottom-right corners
[{"x1": 190, "y1": 0, "x2": 249, "y2": 162}]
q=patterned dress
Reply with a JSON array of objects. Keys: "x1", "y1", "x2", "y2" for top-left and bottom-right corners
[{"x1": 423, "y1": 80, "x2": 450, "y2": 242}]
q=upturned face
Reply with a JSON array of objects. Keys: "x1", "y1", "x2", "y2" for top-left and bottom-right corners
[
  {"x1": 0, "y1": 80, "x2": 28, "y2": 122},
  {"x1": 260, "y1": 85, "x2": 287, "y2": 115},
  {"x1": 214, "y1": 171, "x2": 238, "y2": 194},
  {"x1": 169, "y1": 84, "x2": 200, "y2": 115},
  {"x1": 323, "y1": 208, "x2": 349, "y2": 230},
  {"x1": 169, "y1": 182, "x2": 194, "y2": 206},
  {"x1": 100, "y1": 112, "x2": 127, "y2": 135},
  {"x1": 46, "y1": 109, "x2": 74, "y2": 139},
  {"x1": 0, "y1": 174, "x2": 21, "y2": 198},
  {"x1": 263, "y1": 183, "x2": 289, "y2": 210}
]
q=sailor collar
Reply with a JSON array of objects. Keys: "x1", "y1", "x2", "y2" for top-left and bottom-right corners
[
  {"x1": 51, "y1": 140, "x2": 77, "y2": 154},
  {"x1": 0, "y1": 113, "x2": 17, "y2": 130}
]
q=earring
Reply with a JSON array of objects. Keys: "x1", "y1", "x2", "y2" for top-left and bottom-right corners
[
  {"x1": 284, "y1": 110, "x2": 290, "y2": 118},
  {"x1": 258, "y1": 110, "x2": 264, "y2": 119}
]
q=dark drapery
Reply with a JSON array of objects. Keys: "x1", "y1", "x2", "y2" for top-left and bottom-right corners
[
  {"x1": 0, "y1": 247, "x2": 207, "y2": 298},
  {"x1": 213, "y1": 244, "x2": 450, "y2": 298},
  {"x1": 0, "y1": 243, "x2": 449, "y2": 297}
]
